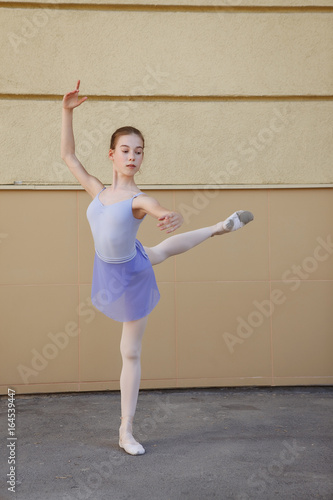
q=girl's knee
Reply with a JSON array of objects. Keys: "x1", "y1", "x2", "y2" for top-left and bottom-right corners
[
  {"x1": 120, "y1": 345, "x2": 141, "y2": 361},
  {"x1": 120, "y1": 316, "x2": 147, "y2": 359}
]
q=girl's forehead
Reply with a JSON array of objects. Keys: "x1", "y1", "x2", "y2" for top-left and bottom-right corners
[{"x1": 118, "y1": 135, "x2": 143, "y2": 148}]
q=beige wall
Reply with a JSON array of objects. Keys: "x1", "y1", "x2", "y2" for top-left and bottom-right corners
[
  {"x1": 1, "y1": 2, "x2": 333, "y2": 187},
  {"x1": 2, "y1": 100, "x2": 333, "y2": 186},
  {"x1": 0, "y1": 188, "x2": 332, "y2": 395},
  {"x1": 1, "y1": 1, "x2": 332, "y2": 394}
]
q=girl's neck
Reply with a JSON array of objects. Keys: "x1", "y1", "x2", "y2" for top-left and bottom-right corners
[{"x1": 111, "y1": 171, "x2": 138, "y2": 192}]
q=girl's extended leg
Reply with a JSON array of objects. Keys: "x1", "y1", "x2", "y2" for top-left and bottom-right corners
[
  {"x1": 145, "y1": 210, "x2": 253, "y2": 266},
  {"x1": 119, "y1": 315, "x2": 148, "y2": 455}
]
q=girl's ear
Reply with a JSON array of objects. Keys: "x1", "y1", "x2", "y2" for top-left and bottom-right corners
[{"x1": 109, "y1": 149, "x2": 114, "y2": 160}]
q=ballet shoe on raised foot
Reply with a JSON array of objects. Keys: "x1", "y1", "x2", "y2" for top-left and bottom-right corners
[
  {"x1": 119, "y1": 433, "x2": 145, "y2": 456},
  {"x1": 225, "y1": 210, "x2": 254, "y2": 231},
  {"x1": 215, "y1": 210, "x2": 254, "y2": 235}
]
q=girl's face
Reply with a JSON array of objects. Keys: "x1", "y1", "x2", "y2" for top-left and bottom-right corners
[{"x1": 109, "y1": 134, "x2": 144, "y2": 176}]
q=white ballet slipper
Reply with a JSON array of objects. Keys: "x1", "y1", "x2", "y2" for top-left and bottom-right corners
[
  {"x1": 119, "y1": 417, "x2": 145, "y2": 456},
  {"x1": 119, "y1": 433, "x2": 145, "y2": 456},
  {"x1": 223, "y1": 210, "x2": 254, "y2": 232}
]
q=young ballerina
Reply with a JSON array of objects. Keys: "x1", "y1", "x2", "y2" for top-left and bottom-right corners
[{"x1": 61, "y1": 80, "x2": 253, "y2": 456}]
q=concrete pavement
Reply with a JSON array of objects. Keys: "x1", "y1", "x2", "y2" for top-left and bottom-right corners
[{"x1": 1, "y1": 386, "x2": 332, "y2": 500}]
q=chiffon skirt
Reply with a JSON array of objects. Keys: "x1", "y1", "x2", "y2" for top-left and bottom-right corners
[{"x1": 91, "y1": 240, "x2": 160, "y2": 322}]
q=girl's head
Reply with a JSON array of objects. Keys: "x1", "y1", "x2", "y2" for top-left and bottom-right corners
[
  {"x1": 110, "y1": 126, "x2": 144, "y2": 151},
  {"x1": 109, "y1": 127, "x2": 145, "y2": 176}
]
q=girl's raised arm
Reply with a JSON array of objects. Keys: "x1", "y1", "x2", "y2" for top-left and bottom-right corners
[{"x1": 61, "y1": 80, "x2": 104, "y2": 198}]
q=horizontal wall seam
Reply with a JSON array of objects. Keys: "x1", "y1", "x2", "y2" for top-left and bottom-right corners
[
  {"x1": 1, "y1": 184, "x2": 333, "y2": 190},
  {"x1": 1, "y1": 94, "x2": 333, "y2": 101},
  {"x1": 1, "y1": 376, "x2": 333, "y2": 387},
  {"x1": 1, "y1": 3, "x2": 333, "y2": 13},
  {"x1": 0, "y1": 281, "x2": 297, "y2": 286},
  {"x1": 1, "y1": 280, "x2": 332, "y2": 286},
  {"x1": 172, "y1": 375, "x2": 333, "y2": 379}
]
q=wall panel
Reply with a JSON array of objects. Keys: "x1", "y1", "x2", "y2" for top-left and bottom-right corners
[
  {"x1": 0, "y1": 188, "x2": 332, "y2": 394},
  {"x1": 1, "y1": 100, "x2": 332, "y2": 185},
  {"x1": 1, "y1": 10, "x2": 332, "y2": 96}
]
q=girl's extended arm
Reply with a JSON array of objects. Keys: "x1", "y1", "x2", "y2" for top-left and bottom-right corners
[
  {"x1": 61, "y1": 80, "x2": 104, "y2": 198},
  {"x1": 133, "y1": 196, "x2": 184, "y2": 233}
]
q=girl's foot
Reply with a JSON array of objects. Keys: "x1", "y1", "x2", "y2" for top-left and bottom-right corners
[
  {"x1": 213, "y1": 210, "x2": 254, "y2": 236},
  {"x1": 119, "y1": 417, "x2": 145, "y2": 456},
  {"x1": 119, "y1": 433, "x2": 145, "y2": 456}
]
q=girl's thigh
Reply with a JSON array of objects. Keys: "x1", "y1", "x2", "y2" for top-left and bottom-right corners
[{"x1": 143, "y1": 245, "x2": 168, "y2": 266}]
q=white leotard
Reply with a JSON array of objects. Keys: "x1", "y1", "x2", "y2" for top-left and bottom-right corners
[{"x1": 86, "y1": 187, "x2": 146, "y2": 263}]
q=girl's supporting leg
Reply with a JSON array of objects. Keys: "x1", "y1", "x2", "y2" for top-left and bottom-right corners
[
  {"x1": 119, "y1": 315, "x2": 148, "y2": 455},
  {"x1": 144, "y1": 210, "x2": 253, "y2": 266}
]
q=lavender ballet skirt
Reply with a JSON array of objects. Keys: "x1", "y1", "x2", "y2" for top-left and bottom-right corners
[{"x1": 91, "y1": 239, "x2": 160, "y2": 322}]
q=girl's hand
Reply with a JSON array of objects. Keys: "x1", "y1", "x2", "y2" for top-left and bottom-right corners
[
  {"x1": 157, "y1": 212, "x2": 184, "y2": 233},
  {"x1": 62, "y1": 80, "x2": 87, "y2": 109}
]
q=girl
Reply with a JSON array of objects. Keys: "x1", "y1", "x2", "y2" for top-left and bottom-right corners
[{"x1": 61, "y1": 80, "x2": 253, "y2": 456}]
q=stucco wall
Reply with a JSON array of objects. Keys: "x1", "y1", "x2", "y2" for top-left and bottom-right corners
[
  {"x1": 1, "y1": 1, "x2": 332, "y2": 187},
  {"x1": 0, "y1": 1, "x2": 332, "y2": 394}
]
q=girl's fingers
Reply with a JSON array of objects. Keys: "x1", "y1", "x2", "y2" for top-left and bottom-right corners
[
  {"x1": 157, "y1": 212, "x2": 182, "y2": 232},
  {"x1": 157, "y1": 213, "x2": 181, "y2": 231},
  {"x1": 159, "y1": 222, "x2": 177, "y2": 232},
  {"x1": 64, "y1": 89, "x2": 78, "y2": 98}
]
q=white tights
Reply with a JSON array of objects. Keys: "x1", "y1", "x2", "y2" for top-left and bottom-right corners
[
  {"x1": 143, "y1": 225, "x2": 215, "y2": 266},
  {"x1": 120, "y1": 315, "x2": 148, "y2": 419},
  {"x1": 118, "y1": 211, "x2": 253, "y2": 454},
  {"x1": 118, "y1": 224, "x2": 216, "y2": 454}
]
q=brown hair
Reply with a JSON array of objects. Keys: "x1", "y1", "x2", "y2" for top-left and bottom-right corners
[{"x1": 110, "y1": 126, "x2": 145, "y2": 150}]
